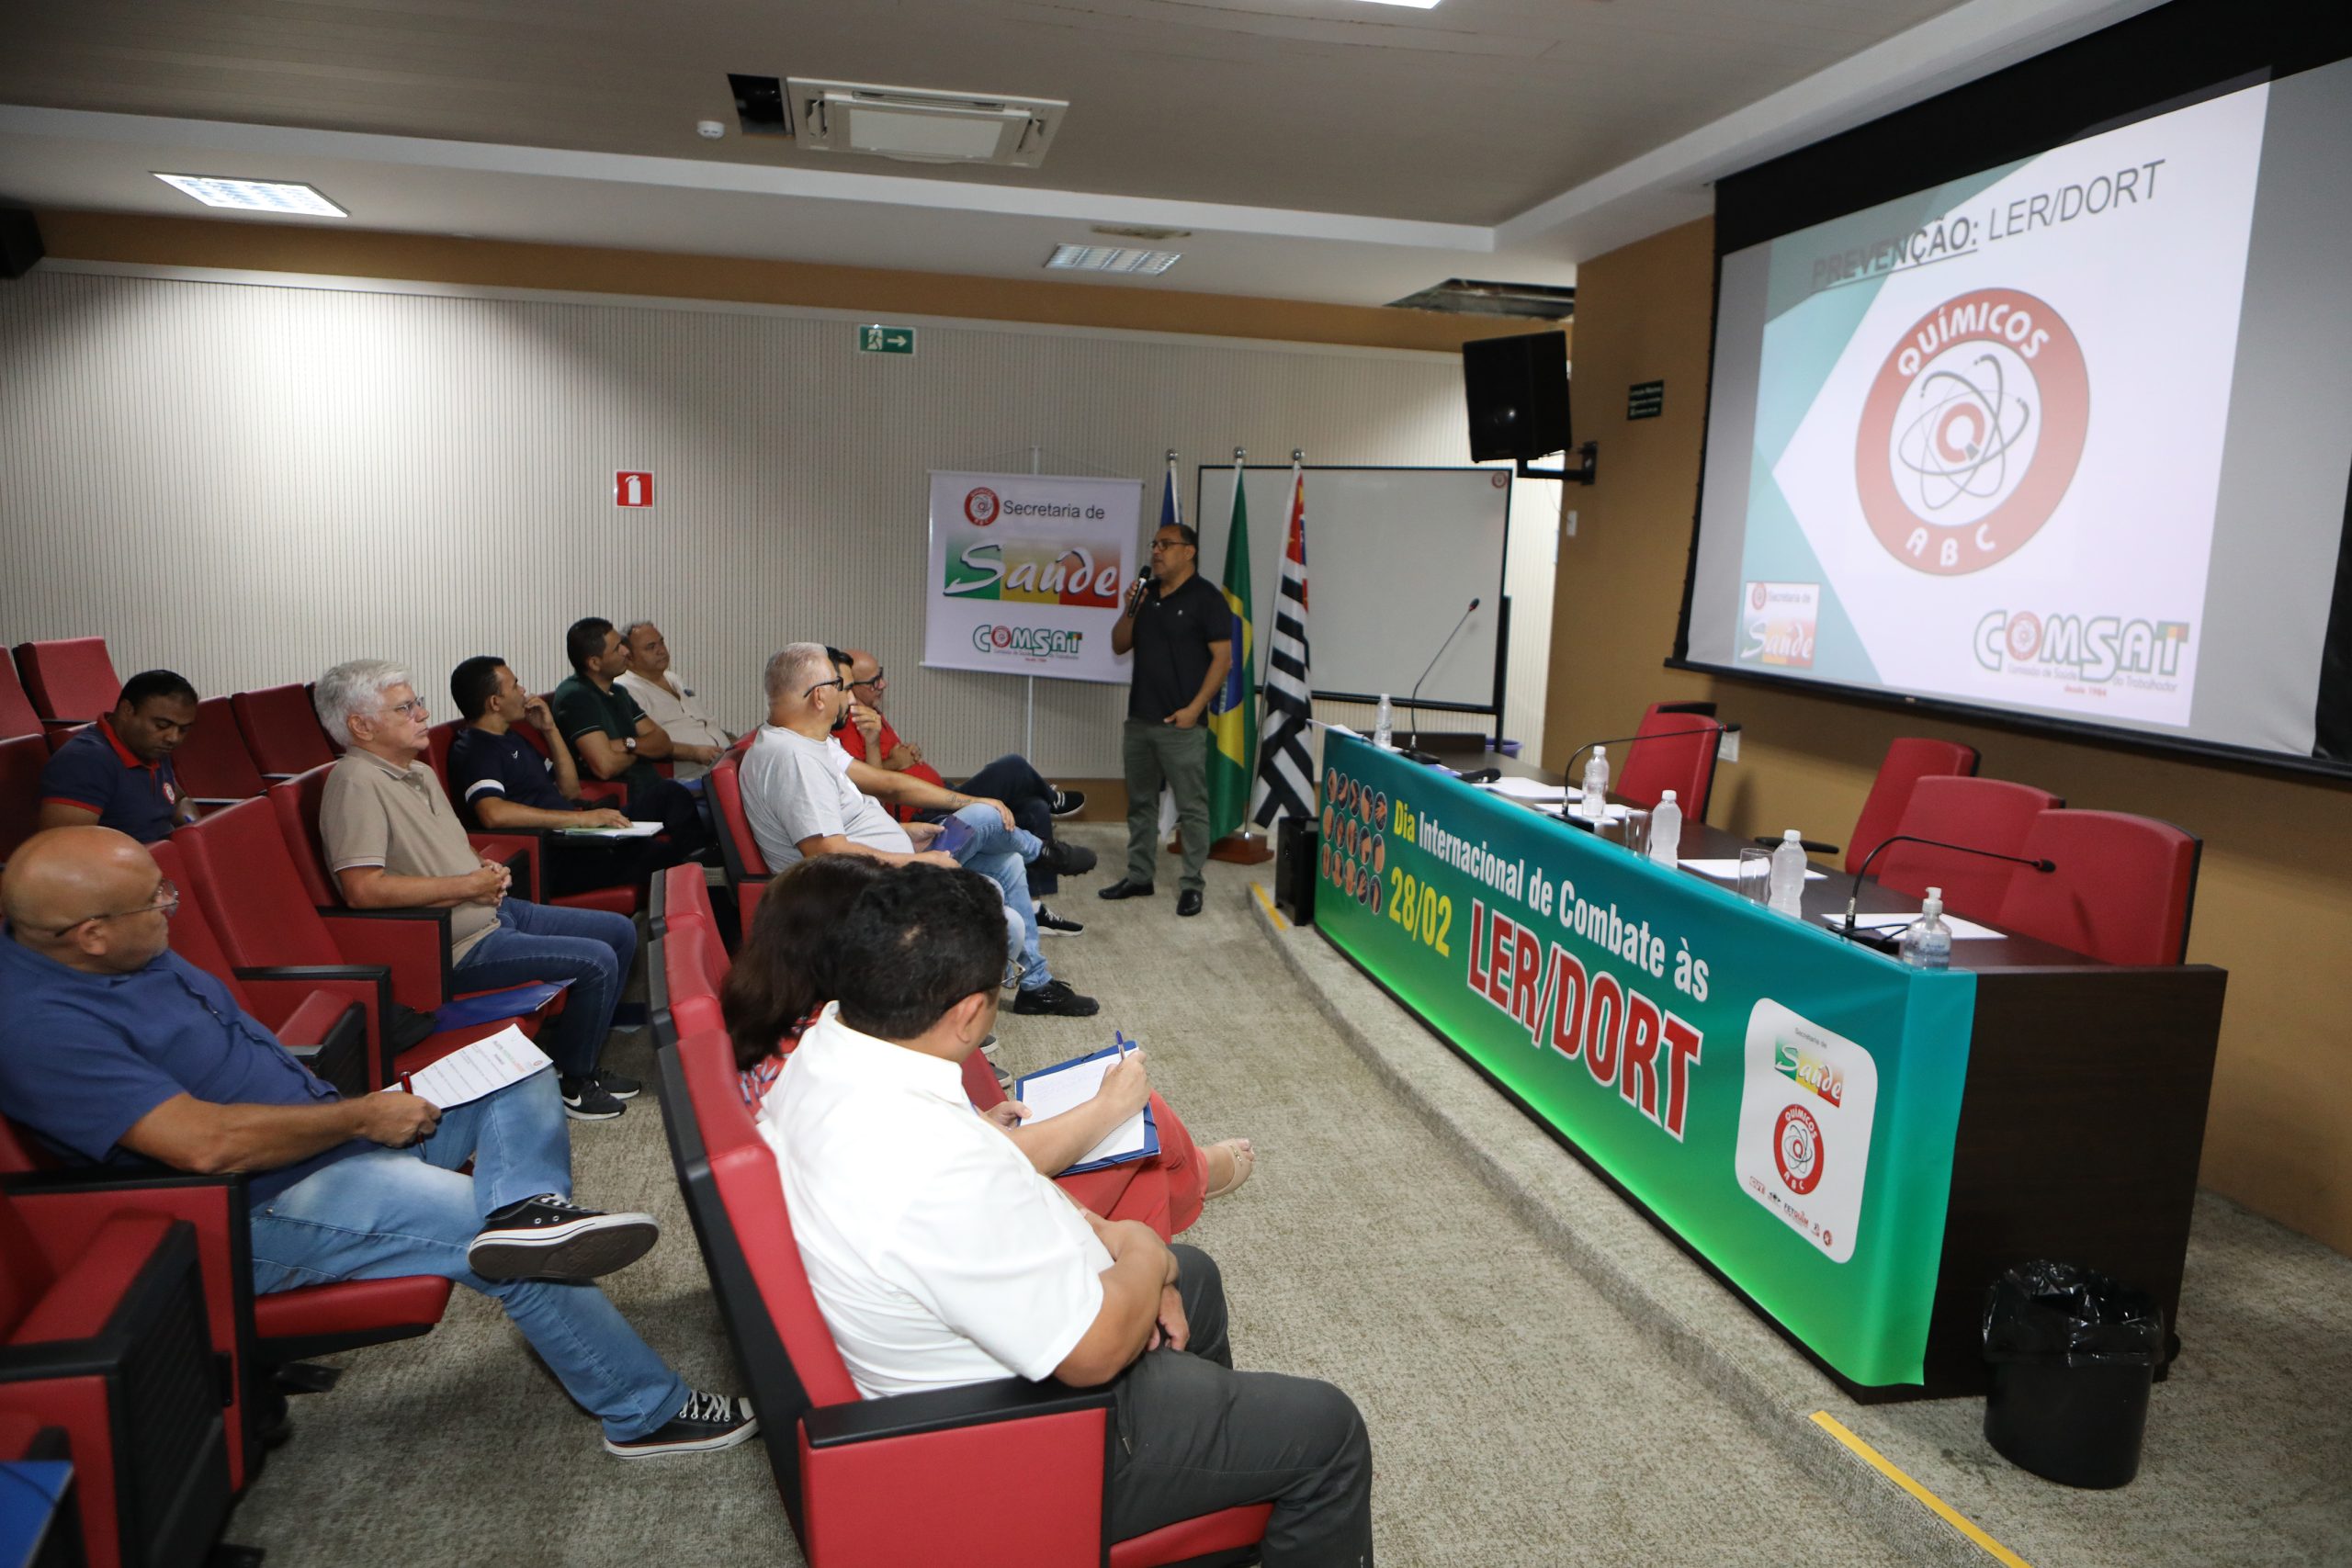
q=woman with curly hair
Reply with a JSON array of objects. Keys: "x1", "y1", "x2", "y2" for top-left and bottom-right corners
[{"x1": 722, "y1": 855, "x2": 1250, "y2": 1238}]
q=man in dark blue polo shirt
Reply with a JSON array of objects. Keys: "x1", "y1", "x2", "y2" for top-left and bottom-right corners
[
  {"x1": 548, "y1": 616, "x2": 713, "y2": 861},
  {"x1": 446, "y1": 656, "x2": 678, "y2": 901},
  {"x1": 36, "y1": 669, "x2": 203, "y2": 843},
  {"x1": 0, "y1": 826, "x2": 758, "y2": 1460}
]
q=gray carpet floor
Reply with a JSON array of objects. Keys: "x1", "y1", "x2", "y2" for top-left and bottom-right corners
[{"x1": 234, "y1": 828, "x2": 2331, "y2": 1566}]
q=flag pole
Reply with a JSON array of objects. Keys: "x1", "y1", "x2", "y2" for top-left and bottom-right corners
[{"x1": 1209, "y1": 443, "x2": 1272, "y2": 866}]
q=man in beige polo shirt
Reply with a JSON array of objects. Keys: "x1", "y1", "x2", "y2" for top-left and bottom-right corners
[
  {"x1": 616, "y1": 620, "x2": 731, "y2": 783},
  {"x1": 315, "y1": 659, "x2": 640, "y2": 1122}
]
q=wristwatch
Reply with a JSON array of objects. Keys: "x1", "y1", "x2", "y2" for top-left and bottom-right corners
[{"x1": 623, "y1": 737, "x2": 638, "y2": 752}]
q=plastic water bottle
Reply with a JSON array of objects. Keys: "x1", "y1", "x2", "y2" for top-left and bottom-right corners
[
  {"x1": 1580, "y1": 745, "x2": 1610, "y2": 820},
  {"x1": 1373, "y1": 694, "x2": 1393, "y2": 748},
  {"x1": 1768, "y1": 829, "x2": 1808, "y2": 917},
  {"x1": 1900, "y1": 886, "x2": 1954, "y2": 969},
  {"x1": 1648, "y1": 789, "x2": 1681, "y2": 867}
]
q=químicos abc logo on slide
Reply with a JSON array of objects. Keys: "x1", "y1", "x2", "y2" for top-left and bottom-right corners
[{"x1": 1855, "y1": 288, "x2": 2087, "y2": 576}]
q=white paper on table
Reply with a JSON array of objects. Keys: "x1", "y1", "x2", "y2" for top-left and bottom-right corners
[
  {"x1": 1680, "y1": 859, "x2": 1828, "y2": 882},
  {"x1": 1816, "y1": 910, "x2": 2005, "y2": 941},
  {"x1": 559, "y1": 820, "x2": 662, "y2": 838},
  {"x1": 1014, "y1": 1051, "x2": 1148, "y2": 1168},
  {"x1": 1566, "y1": 802, "x2": 1631, "y2": 822},
  {"x1": 387, "y1": 1024, "x2": 553, "y2": 1107},
  {"x1": 1480, "y1": 775, "x2": 1576, "y2": 804}
]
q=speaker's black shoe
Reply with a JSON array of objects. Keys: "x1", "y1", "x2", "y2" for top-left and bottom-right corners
[
  {"x1": 1177, "y1": 889, "x2": 1204, "y2": 917},
  {"x1": 1097, "y1": 879, "x2": 1155, "y2": 900}
]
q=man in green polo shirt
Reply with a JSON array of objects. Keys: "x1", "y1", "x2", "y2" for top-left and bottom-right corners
[{"x1": 548, "y1": 617, "x2": 711, "y2": 860}]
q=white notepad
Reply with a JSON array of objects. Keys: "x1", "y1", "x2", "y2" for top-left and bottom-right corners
[
  {"x1": 1818, "y1": 910, "x2": 2006, "y2": 941},
  {"x1": 1481, "y1": 775, "x2": 1575, "y2": 804},
  {"x1": 559, "y1": 820, "x2": 662, "y2": 838},
  {"x1": 1013, "y1": 1050, "x2": 1150, "y2": 1169},
  {"x1": 389, "y1": 1024, "x2": 553, "y2": 1107},
  {"x1": 1680, "y1": 859, "x2": 1828, "y2": 882}
]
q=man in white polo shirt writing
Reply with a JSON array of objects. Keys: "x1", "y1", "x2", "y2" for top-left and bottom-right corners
[{"x1": 759, "y1": 863, "x2": 1373, "y2": 1564}]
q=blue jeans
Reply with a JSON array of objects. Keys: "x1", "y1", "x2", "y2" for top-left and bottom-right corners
[
  {"x1": 945, "y1": 803, "x2": 1050, "y2": 991},
  {"x1": 247, "y1": 1070, "x2": 689, "y2": 1442},
  {"x1": 456, "y1": 899, "x2": 636, "y2": 1077},
  {"x1": 956, "y1": 755, "x2": 1059, "y2": 893}
]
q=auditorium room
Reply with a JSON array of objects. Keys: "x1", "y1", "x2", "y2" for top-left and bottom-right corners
[{"x1": 3, "y1": 2, "x2": 2349, "y2": 1564}]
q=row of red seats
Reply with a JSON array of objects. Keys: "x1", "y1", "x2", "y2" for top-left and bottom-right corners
[{"x1": 642, "y1": 873, "x2": 1272, "y2": 1567}]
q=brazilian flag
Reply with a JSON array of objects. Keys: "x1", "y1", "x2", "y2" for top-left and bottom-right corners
[{"x1": 1206, "y1": 460, "x2": 1257, "y2": 841}]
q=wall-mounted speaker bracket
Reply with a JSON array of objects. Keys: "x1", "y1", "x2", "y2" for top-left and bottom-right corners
[{"x1": 1515, "y1": 443, "x2": 1597, "y2": 486}]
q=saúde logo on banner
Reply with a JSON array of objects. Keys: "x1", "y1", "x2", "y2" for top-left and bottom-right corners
[{"x1": 1855, "y1": 288, "x2": 2088, "y2": 576}]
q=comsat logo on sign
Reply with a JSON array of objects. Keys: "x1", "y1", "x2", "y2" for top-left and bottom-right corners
[
  {"x1": 1974, "y1": 611, "x2": 2190, "y2": 684},
  {"x1": 973, "y1": 625, "x2": 1085, "y2": 660},
  {"x1": 1856, "y1": 288, "x2": 2088, "y2": 576}
]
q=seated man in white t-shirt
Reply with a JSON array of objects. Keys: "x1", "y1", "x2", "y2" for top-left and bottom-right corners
[
  {"x1": 760, "y1": 863, "x2": 1373, "y2": 1564},
  {"x1": 738, "y1": 642, "x2": 1096, "y2": 1019}
]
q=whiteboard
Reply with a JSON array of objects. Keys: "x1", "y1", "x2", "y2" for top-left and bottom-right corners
[{"x1": 1194, "y1": 466, "x2": 1511, "y2": 712}]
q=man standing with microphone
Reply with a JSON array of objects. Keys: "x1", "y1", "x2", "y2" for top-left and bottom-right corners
[{"x1": 1102, "y1": 520, "x2": 1231, "y2": 918}]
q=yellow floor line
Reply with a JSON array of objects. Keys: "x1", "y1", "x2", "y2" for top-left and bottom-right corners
[
  {"x1": 1810, "y1": 1413, "x2": 2031, "y2": 1567},
  {"x1": 1249, "y1": 880, "x2": 1290, "y2": 929}
]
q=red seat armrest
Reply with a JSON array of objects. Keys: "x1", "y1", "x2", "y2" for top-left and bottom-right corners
[
  {"x1": 319, "y1": 908, "x2": 452, "y2": 1011},
  {"x1": 8, "y1": 1213, "x2": 178, "y2": 1344},
  {"x1": 467, "y1": 833, "x2": 541, "y2": 899}
]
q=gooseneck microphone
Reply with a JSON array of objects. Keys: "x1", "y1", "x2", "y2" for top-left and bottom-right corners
[
  {"x1": 1840, "y1": 834, "x2": 2056, "y2": 941},
  {"x1": 1404, "y1": 597, "x2": 1481, "y2": 751}
]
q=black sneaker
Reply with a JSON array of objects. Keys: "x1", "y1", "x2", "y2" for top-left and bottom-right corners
[
  {"x1": 1012, "y1": 978, "x2": 1101, "y2": 1018},
  {"x1": 992, "y1": 1062, "x2": 1014, "y2": 1091},
  {"x1": 467, "y1": 1194, "x2": 660, "y2": 1282},
  {"x1": 1035, "y1": 904, "x2": 1086, "y2": 937},
  {"x1": 1097, "y1": 878, "x2": 1155, "y2": 901},
  {"x1": 560, "y1": 1075, "x2": 628, "y2": 1121},
  {"x1": 604, "y1": 1390, "x2": 760, "y2": 1458},
  {"x1": 1050, "y1": 789, "x2": 1087, "y2": 818},
  {"x1": 979, "y1": 1032, "x2": 1001, "y2": 1058},
  {"x1": 1042, "y1": 839, "x2": 1098, "y2": 876},
  {"x1": 594, "y1": 1069, "x2": 642, "y2": 1100}
]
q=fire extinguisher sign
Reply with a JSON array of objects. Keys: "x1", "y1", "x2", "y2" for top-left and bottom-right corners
[{"x1": 615, "y1": 471, "x2": 653, "y2": 508}]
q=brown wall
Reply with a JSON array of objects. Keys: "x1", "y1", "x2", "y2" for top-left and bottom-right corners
[
  {"x1": 33, "y1": 210, "x2": 1558, "y2": 356},
  {"x1": 1544, "y1": 217, "x2": 2352, "y2": 1255}
]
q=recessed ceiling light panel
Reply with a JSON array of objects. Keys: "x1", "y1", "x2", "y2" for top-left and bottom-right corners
[
  {"x1": 153, "y1": 174, "x2": 346, "y2": 217},
  {"x1": 1350, "y1": 0, "x2": 1442, "y2": 8},
  {"x1": 1046, "y1": 244, "x2": 1181, "y2": 276}
]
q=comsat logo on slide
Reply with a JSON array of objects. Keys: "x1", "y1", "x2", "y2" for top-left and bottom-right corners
[
  {"x1": 1974, "y1": 610, "x2": 2191, "y2": 685},
  {"x1": 1856, "y1": 288, "x2": 2088, "y2": 576},
  {"x1": 972, "y1": 625, "x2": 1084, "y2": 660}
]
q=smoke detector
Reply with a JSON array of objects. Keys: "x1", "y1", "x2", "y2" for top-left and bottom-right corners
[{"x1": 786, "y1": 78, "x2": 1065, "y2": 167}]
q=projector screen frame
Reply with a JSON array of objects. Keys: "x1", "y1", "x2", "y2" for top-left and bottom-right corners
[{"x1": 1671, "y1": 0, "x2": 2352, "y2": 784}]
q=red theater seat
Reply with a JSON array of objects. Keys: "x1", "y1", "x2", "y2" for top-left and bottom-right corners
[
  {"x1": 0, "y1": 733, "x2": 45, "y2": 863},
  {"x1": 653, "y1": 919, "x2": 729, "y2": 1047},
  {"x1": 1996, "y1": 808, "x2": 2200, "y2": 966},
  {"x1": 415, "y1": 723, "x2": 639, "y2": 917},
  {"x1": 659, "y1": 1029, "x2": 1270, "y2": 1567},
  {"x1": 0, "y1": 653, "x2": 42, "y2": 739},
  {"x1": 172, "y1": 796, "x2": 548, "y2": 1083},
  {"x1": 168, "y1": 697, "x2": 269, "y2": 805},
  {"x1": 1845, "y1": 738, "x2": 1982, "y2": 873},
  {"x1": 0, "y1": 1184, "x2": 232, "y2": 1568},
  {"x1": 1873, "y1": 774, "x2": 2064, "y2": 921},
  {"x1": 229, "y1": 685, "x2": 335, "y2": 777},
  {"x1": 11, "y1": 639, "x2": 123, "y2": 727},
  {"x1": 1613, "y1": 703, "x2": 1725, "y2": 818},
  {"x1": 707, "y1": 753, "x2": 771, "y2": 934}
]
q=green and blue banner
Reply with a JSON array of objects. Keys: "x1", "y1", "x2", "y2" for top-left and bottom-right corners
[{"x1": 1315, "y1": 732, "x2": 1976, "y2": 1386}]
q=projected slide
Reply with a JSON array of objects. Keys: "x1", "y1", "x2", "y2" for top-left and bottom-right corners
[{"x1": 1729, "y1": 87, "x2": 2267, "y2": 729}]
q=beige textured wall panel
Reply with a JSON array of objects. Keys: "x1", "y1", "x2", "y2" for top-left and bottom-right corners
[{"x1": 0, "y1": 268, "x2": 1552, "y2": 775}]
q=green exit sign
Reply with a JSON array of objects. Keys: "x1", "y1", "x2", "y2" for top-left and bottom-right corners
[{"x1": 858, "y1": 323, "x2": 916, "y2": 355}]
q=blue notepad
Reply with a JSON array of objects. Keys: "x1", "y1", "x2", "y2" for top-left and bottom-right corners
[
  {"x1": 434, "y1": 978, "x2": 571, "y2": 1032},
  {"x1": 1011, "y1": 1036, "x2": 1159, "y2": 1175}
]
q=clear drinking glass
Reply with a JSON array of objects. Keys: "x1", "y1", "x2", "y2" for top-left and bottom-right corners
[
  {"x1": 1622, "y1": 809, "x2": 1650, "y2": 859},
  {"x1": 1736, "y1": 847, "x2": 1773, "y2": 905}
]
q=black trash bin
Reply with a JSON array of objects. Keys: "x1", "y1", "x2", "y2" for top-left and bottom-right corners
[{"x1": 1982, "y1": 1261, "x2": 2166, "y2": 1488}]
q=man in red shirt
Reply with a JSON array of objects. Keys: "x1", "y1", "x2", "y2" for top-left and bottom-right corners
[{"x1": 835, "y1": 648, "x2": 1089, "y2": 934}]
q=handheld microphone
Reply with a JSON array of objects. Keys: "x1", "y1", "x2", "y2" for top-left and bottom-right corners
[
  {"x1": 1839, "y1": 834, "x2": 2056, "y2": 942},
  {"x1": 1404, "y1": 597, "x2": 1481, "y2": 753},
  {"x1": 1125, "y1": 565, "x2": 1153, "y2": 615}
]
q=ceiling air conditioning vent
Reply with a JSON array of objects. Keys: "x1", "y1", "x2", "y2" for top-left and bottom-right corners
[{"x1": 787, "y1": 78, "x2": 1066, "y2": 167}]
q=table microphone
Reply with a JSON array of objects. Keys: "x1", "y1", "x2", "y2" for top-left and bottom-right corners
[
  {"x1": 1403, "y1": 597, "x2": 1480, "y2": 757},
  {"x1": 1840, "y1": 834, "x2": 2056, "y2": 942}
]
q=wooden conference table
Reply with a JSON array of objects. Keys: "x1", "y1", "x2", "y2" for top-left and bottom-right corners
[{"x1": 1310, "y1": 735, "x2": 2226, "y2": 1401}]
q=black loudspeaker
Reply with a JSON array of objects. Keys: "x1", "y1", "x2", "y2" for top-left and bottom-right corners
[
  {"x1": 0, "y1": 209, "x2": 42, "y2": 279},
  {"x1": 1462, "y1": 330, "x2": 1570, "y2": 462},
  {"x1": 1274, "y1": 817, "x2": 1317, "y2": 926}
]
